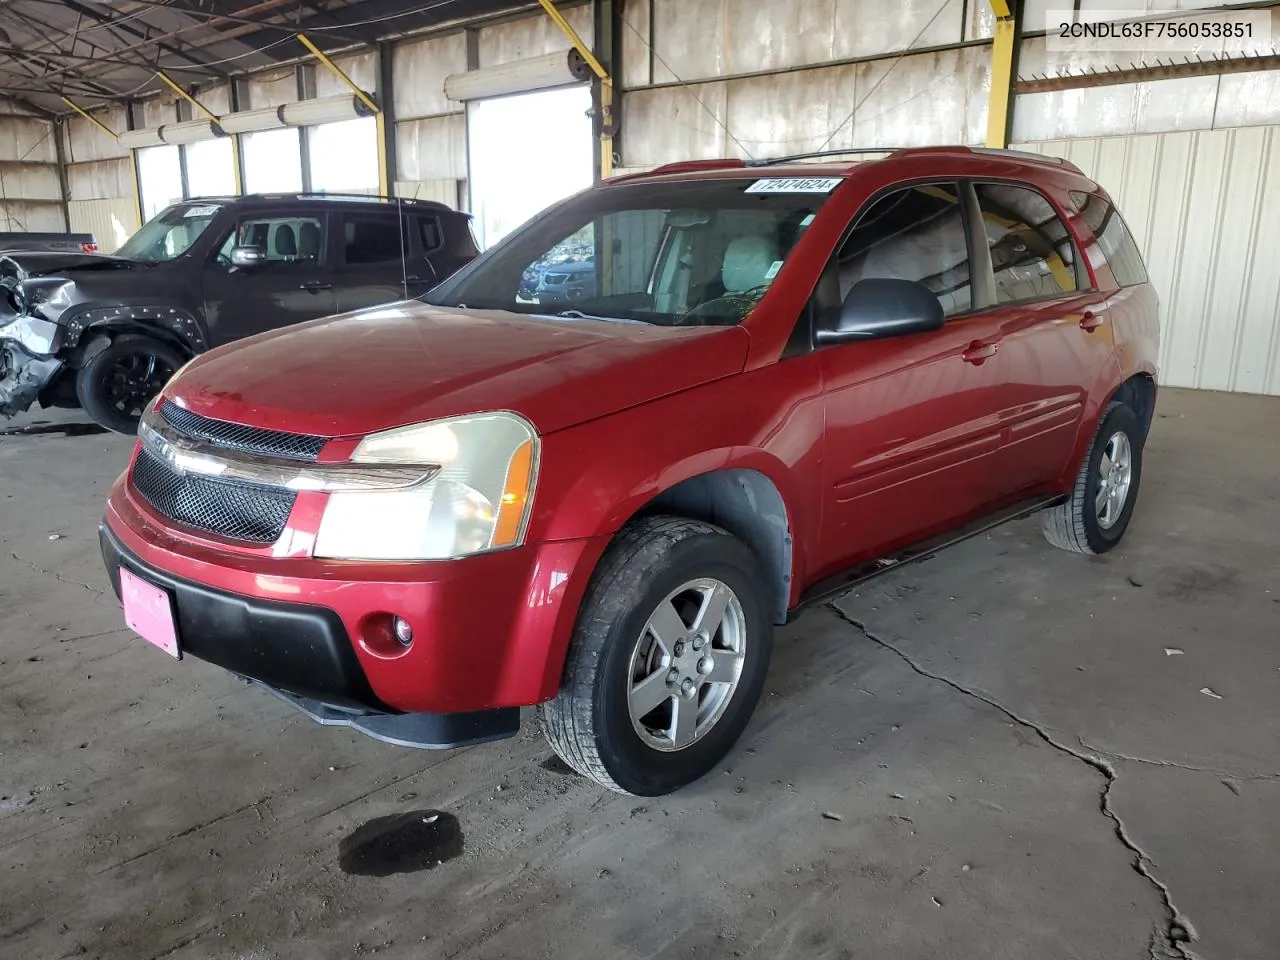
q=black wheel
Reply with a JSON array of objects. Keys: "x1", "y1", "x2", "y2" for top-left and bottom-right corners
[
  {"x1": 75, "y1": 336, "x2": 184, "y2": 435},
  {"x1": 1042, "y1": 401, "x2": 1144, "y2": 554},
  {"x1": 539, "y1": 516, "x2": 774, "y2": 796}
]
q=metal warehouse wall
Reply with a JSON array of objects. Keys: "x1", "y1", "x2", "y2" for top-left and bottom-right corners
[
  {"x1": 60, "y1": 104, "x2": 137, "y2": 253},
  {"x1": 1017, "y1": 128, "x2": 1280, "y2": 397},
  {"x1": 0, "y1": 101, "x2": 64, "y2": 234},
  {"x1": 617, "y1": 0, "x2": 996, "y2": 165}
]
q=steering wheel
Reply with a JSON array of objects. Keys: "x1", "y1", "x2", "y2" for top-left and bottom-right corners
[{"x1": 675, "y1": 284, "x2": 772, "y2": 326}]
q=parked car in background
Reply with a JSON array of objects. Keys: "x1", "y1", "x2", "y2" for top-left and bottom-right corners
[
  {"x1": 0, "y1": 194, "x2": 478, "y2": 433},
  {"x1": 0, "y1": 231, "x2": 98, "y2": 255},
  {"x1": 100, "y1": 147, "x2": 1158, "y2": 796},
  {"x1": 534, "y1": 260, "x2": 595, "y2": 304}
]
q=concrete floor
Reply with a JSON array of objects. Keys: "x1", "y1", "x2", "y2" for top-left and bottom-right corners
[{"x1": 0, "y1": 387, "x2": 1276, "y2": 960}]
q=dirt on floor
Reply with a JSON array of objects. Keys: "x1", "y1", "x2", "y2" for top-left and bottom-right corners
[{"x1": 0, "y1": 388, "x2": 1276, "y2": 960}]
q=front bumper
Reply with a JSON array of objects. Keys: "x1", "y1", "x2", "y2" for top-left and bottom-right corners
[
  {"x1": 100, "y1": 522, "x2": 521, "y2": 749},
  {"x1": 102, "y1": 470, "x2": 607, "y2": 716},
  {"x1": 0, "y1": 338, "x2": 62, "y2": 417}
]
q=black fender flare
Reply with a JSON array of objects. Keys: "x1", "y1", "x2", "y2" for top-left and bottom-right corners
[{"x1": 62, "y1": 305, "x2": 207, "y2": 357}]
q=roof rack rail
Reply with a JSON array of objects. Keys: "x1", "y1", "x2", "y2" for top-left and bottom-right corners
[
  {"x1": 968, "y1": 147, "x2": 1066, "y2": 164},
  {"x1": 745, "y1": 148, "x2": 905, "y2": 167},
  {"x1": 239, "y1": 192, "x2": 447, "y2": 206}
]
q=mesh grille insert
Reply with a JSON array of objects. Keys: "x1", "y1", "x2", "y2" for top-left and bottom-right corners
[
  {"x1": 160, "y1": 401, "x2": 328, "y2": 462},
  {"x1": 132, "y1": 447, "x2": 296, "y2": 544}
]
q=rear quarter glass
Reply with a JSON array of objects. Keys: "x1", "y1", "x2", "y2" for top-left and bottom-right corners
[{"x1": 1070, "y1": 191, "x2": 1149, "y2": 287}]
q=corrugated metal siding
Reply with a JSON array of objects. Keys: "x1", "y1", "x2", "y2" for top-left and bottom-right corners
[
  {"x1": 68, "y1": 198, "x2": 139, "y2": 253},
  {"x1": 1016, "y1": 127, "x2": 1280, "y2": 396}
]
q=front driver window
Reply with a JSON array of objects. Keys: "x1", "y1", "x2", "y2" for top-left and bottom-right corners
[
  {"x1": 836, "y1": 183, "x2": 972, "y2": 317},
  {"x1": 217, "y1": 216, "x2": 324, "y2": 265}
]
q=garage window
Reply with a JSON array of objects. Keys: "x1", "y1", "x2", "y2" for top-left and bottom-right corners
[
  {"x1": 975, "y1": 183, "x2": 1080, "y2": 303},
  {"x1": 836, "y1": 183, "x2": 972, "y2": 317}
]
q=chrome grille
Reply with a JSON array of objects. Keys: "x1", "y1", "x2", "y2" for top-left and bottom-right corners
[
  {"x1": 160, "y1": 400, "x2": 328, "y2": 462},
  {"x1": 132, "y1": 446, "x2": 296, "y2": 544}
]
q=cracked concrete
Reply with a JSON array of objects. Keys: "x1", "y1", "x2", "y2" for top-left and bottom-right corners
[
  {"x1": 827, "y1": 604, "x2": 1197, "y2": 960},
  {"x1": 1, "y1": 388, "x2": 1277, "y2": 960}
]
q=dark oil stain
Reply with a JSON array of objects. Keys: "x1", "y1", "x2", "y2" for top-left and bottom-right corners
[
  {"x1": 0, "y1": 421, "x2": 109, "y2": 437},
  {"x1": 1157, "y1": 564, "x2": 1241, "y2": 601},
  {"x1": 338, "y1": 810, "x2": 462, "y2": 877},
  {"x1": 539, "y1": 755, "x2": 575, "y2": 776}
]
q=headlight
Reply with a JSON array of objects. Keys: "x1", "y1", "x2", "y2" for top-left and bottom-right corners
[{"x1": 313, "y1": 412, "x2": 538, "y2": 561}]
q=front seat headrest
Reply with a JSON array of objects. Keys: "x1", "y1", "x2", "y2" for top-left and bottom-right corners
[
  {"x1": 275, "y1": 223, "x2": 297, "y2": 257},
  {"x1": 722, "y1": 235, "x2": 779, "y2": 294},
  {"x1": 297, "y1": 221, "x2": 321, "y2": 260}
]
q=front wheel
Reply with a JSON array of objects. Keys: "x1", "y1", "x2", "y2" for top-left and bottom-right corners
[
  {"x1": 75, "y1": 336, "x2": 184, "y2": 435},
  {"x1": 1041, "y1": 401, "x2": 1144, "y2": 554},
  {"x1": 539, "y1": 516, "x2": 774, "y2": 796}
]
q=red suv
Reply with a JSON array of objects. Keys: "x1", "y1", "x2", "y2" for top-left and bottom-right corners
[{"x1": 100, "y1": 147, "x2": 1158, "y2": 796}]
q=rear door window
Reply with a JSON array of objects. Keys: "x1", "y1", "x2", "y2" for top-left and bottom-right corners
[
  {"x1": 836, "y1": 183, "x2": 972, "y2": 317},
  {"x1": 974, "y1": 183, "x2": 1080, "y2": 303},
  {"x1": 342, "y1": 214, "x2": 404, "y2": 265},
  {"x1": 1070, "y1": 191, "x2": 1148, "y2": 287}
]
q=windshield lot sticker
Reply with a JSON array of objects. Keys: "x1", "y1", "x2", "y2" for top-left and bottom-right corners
[
  {"x1": 745, "y1": 177, "x2": 842, "y2": 194},
  {"x1": 765, "y1": 260, "x2": 783, "y2": 280},
  {"x1": 184, "y1": 205, "x2": 220, "y2": 217}
]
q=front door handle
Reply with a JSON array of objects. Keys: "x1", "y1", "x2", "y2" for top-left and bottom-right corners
[
  {"x1": 1080, "y1": 310, "x2": 1106, "y2": 332},
  {"x1": 961, "y1": 340, "x2": 999, "y2": 365},
  {"x1": 300, "y1": 280, "x2": 332, "y2": 292}
]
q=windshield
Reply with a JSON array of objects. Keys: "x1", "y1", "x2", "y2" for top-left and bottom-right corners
[
  {"x1": 425, "y1": 177, "x2": 837, "y2": 326},
  {"x1": 116, "y1": 202, "x2": 223, "y2": 263}
]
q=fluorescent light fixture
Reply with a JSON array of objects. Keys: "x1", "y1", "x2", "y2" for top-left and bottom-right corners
[
  {"x1": 117, "y1": 127, "x2": 165, "y2": 149},
  {"x1": 218, "y1": 105, "x2": 286, "y2": 135},
  {"x1": 444, "y1": 49, "x2": 592, "y2": 102},
  {"x1": 159, "y1": 119, "x2": 223, "y2": 145},
  {"x1": 279, "y1": 94, "x2": 370, "y2": 126}
]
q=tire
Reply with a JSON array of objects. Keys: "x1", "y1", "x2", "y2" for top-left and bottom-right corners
[
  {"x1": 75, "y1": 336, "x2": 185, "y2": 435},
  {"x1": 1041, "y1": 401, "x2": 1144, "y2": 554},
  {"x1": 539, "y1": 516, "x2": 774, "y2": 796}
]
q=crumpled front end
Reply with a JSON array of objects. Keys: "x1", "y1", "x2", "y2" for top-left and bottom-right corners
[{"x1": 0, "y1": 313, "x2": 64, "y2": 417}]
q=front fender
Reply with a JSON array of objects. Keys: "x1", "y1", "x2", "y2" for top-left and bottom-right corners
[
  {"x1": 526, "y1": 364, "x2": 825, "y2": 598},
  {"x1": 62, "y1": 304, "x2": 207, "y2": 354}
]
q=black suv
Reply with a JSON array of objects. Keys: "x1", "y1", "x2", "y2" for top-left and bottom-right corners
[{"x1": 0, "y1": 194, "x2": 477, "y2": 433}]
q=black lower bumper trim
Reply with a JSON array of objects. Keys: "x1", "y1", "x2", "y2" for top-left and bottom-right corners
[
  {"x1": 260, "y1": 685, "x2": 520, "y2": 750},
  {"x1": 99, "y1": 522, "x2": 522, "y2": 749}
]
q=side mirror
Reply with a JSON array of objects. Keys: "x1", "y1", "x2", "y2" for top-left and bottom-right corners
[
  {"x1": 229, "y1": 245, "x2": 266, "y2": 268},
  {"x1": 815, "y1": 277, "x2": 945, "y2": 345}
]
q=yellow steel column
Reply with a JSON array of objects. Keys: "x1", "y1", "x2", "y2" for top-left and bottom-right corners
[{"x1": 986, "y1": 0, "x2": 1017, "y2": 148}]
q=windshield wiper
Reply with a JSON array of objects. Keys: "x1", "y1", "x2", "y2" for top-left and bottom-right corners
[{"x1": 551, "y1": 309, "x2": 643, "y2": 324}]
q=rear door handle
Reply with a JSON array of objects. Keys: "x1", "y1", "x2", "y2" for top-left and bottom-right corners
[
  {"x1": 300, "y1": 280, "x2": 332, "y2": 292},
  {"x1": 1080, "y1": 310, "x2": 1106, "y2": 332},
  {"x1": 961, "y1": 340, "x2": 999, "y2": 365}
]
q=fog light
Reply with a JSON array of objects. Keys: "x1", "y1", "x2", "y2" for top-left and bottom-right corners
[{"x1": 393, "y1": 617, "x2": 413, "y2": 646}]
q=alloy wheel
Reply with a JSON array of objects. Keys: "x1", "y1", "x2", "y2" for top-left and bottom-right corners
[
  {"x1": 1095, "y1": 430, "x2": 1133, "y2": 529},
  {"x1": 626, "y1": 577, "x2": 747, "y2": 752}
]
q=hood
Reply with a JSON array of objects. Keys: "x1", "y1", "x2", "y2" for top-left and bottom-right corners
[
  {"x1": 0, "y1": 251, "x2": 135, "y2": 281},
  {"x1": 167, "y1": 301, "x2": 750, "y2": 437}
]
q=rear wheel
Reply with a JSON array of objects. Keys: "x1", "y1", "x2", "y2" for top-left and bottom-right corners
[
  {"x1": 1042, "y1": 401, "x2": 1144, "y2": 554},
  {"x1": 539, "y1": 516, "x2": 773, "y2": 796},
  {"x1": 75, "y1": 336, "x2": 183, "y2": 435}
]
